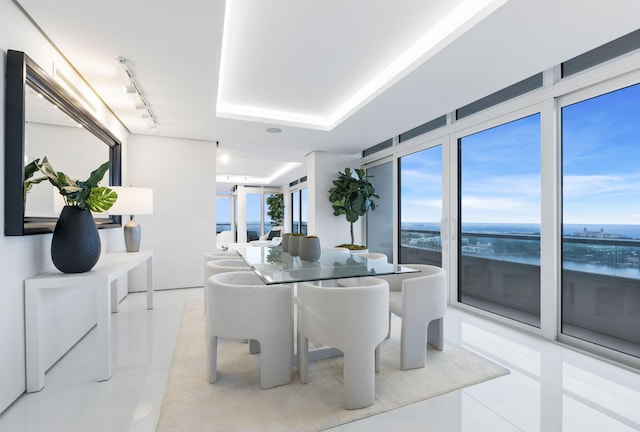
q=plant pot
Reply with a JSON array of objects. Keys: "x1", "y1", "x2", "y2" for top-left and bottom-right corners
[
  {"x1": 51, "y1": 206, "x2": 101, "y2": 273},
  {"x1": 299, "y1": 237, "x2": 321, "y2": 262},
  {"x1": 289, "y1": 235, "x2": 301, "y2": 257},
  {"x1": 281, "y1": 234, "x2": 292, "y2": 253}
]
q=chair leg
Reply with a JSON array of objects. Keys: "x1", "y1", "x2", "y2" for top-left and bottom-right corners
[
  {"x1": 427, "y1": 317, "x2": 444, "y2": 351},
  {"x1": 297, "y1": 330, "x2": 309, "y2": 384},
  {"x1": 343, "y1": 348, "x2": 376, "y2": 409},
  {"x1": 400, "y1": 319, "x2": 428, "y2": 370},
  {"x1": 249, "y1": 339, "x2": 261, "y2": 354},
  {"x1": 258, "y1": 339, "x2": 293, "y2": 390},
  {"x1": 385, "y1": 311, "x2": 391, "y2": 339},
  {"x1": 207, "y1": 335, "x2": 218, "y2": 383}
]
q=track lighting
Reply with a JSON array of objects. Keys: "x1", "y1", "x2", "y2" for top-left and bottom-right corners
[{"x1": 117, "y1": 57, "x2": 158, "y2": 129}]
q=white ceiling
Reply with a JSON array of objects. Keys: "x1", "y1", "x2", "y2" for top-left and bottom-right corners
[{"x1": 15, "y1": 0, "x2": 640, "y2": 190}]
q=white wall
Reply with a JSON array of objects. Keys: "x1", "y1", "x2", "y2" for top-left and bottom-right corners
[
  {"x1": 0, "y1": 0, "x2": 128, "y2": 413},
  {"x1": 306, "y1": 152, "x2": 360, "y2": 249},
  {"x1": 126, "y1": 134, "x2": 217, "y2": 290}
]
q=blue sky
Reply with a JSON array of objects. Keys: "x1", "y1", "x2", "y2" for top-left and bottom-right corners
[
  {"x1": 400, "y1": 145, "x2": 443, "y2": 222},
  {"x1": 218, "y1": 84, "x2": 640, "y2": 228},
  {"x1": 460, "y1": 114, "x2": 541, "y2": 224},
  {"x1": 402, "y1": 82, "x2": 640, "y2": 226},
  {"x1": 217, "y1": 192, "x2": 293, "y2": 225},
  {"x1": 562, "y1": 83, "x2": 640, "y2": 225}
]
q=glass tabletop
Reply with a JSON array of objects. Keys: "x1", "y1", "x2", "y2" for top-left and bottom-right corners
[{"x1": 232, "y1": 245, "x2": 419, "y2": 285}]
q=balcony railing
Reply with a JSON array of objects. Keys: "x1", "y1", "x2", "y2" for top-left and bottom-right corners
[{"x1": 400, "y1": 228, "x2": 640, "y2": 356}]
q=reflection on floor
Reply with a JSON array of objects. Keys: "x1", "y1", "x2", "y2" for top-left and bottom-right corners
[{"x1": 0, "y1": 287, "x2": 639, "y2": 431}]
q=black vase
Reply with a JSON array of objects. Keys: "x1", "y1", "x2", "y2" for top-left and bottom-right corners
[{"x1": 51, "y1": 206, "x2": 101, "y2": 273}]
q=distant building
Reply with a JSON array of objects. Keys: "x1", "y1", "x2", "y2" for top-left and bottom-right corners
[{"x1": 573, "y1": 227, "x2": 625, "y2": 239}]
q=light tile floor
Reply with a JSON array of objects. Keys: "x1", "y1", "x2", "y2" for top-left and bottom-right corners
[{"x1": 0, "y1": 287, "x2": 639, "y2": 432}]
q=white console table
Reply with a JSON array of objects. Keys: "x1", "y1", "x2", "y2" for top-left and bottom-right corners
[{"x1": 24, "y1": 250, "x2": 153, "y2": 392}]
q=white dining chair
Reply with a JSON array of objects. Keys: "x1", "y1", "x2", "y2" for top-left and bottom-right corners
[
  {"x1": 203, "y1": 250, "x2": 241, "y2": 266},
  {"x1": 205, "y1": 258, "x2": 249, "y2": 281},
  {"x1": 377, "y1": 264, "x2": 447, "y2": 370},
  {"x1": 204, "y1": 258, "x2": 249, "y2": 308},
  {"x1": 357, "y1": 252, "x2": 388, "y2": 263},
  {"x1": 206, "y1": 271, "x2": 293, "y2": 389},
  {"x1": 203, "y1": 251, "x2": 243, "y2": 288},
  {"x1": 297, "y1": 277, "x2": 389, "y2": 409},
  {"x1": 204, "y1": 258, "x2": 259, "y2": 351}
]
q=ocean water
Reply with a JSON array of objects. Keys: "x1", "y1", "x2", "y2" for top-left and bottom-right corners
[
  {"x1": 401, "y1": 222, "x2": 640, "y2": 239},
  {"x1": 219, "y1": 221, "x2": 640, "y2": 239}
]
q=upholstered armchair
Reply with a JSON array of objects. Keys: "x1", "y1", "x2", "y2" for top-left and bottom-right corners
[
  {"x1": 206, "y1": 271, "x2": 293, "y2": 389},
  {"x1": 297, "y1": 277, "x2": 389, "y2": 409},
  {"x1": 259, "y1": 226, "x2": 284, "y2": 241},
  {"x1": 377, "y1": 264, "x2": 447, "y2": 370}
]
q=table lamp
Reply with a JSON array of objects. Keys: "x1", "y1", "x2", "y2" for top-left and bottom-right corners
[{"x1": 109, "y1": 186, "x2": 153, "y2": 252}]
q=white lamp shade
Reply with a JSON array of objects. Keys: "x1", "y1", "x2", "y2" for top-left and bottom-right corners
[{"x1": 109, "y1": 186, "x2": 153, "y2": 216}]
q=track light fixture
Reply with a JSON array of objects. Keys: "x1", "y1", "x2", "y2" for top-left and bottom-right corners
[{"x1": 117, "y1": 57, "x2": 158, "y2": 129}]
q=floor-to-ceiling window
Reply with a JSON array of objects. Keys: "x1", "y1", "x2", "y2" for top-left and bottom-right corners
[
  {"x1": 399, "y1": 146, "x2": 442, "y2": 266},
  {"x1": 291, "y1": 189, "x2": 300, "y2": 234},
  {"x1": 300, "y1": 188, "x2": 308, "y2": 235},
  {"x1": 264, "y1": 194, "x2": 272, "y2": 233},
  {"x1": 216, "y1": 193, "x2": 232, "y2": 234},
  {"x1": 458, "y1": 113, "x2": 541, "y2": 327},
  {"x1": 290, "y1": 181, "x2": 307, "y2": 235},
  {"x1": 561, "y1": 82, "x2": 640, "y2": 358},
  {"x1": 246, "y1": 191, "x2": 262, "y2": 241},
  {"x1": 365, "y1": 160, "x2": 393, "y2": 261},
  {"x1": 357, "y1": 29, "x2": 640, "y2": 365}
]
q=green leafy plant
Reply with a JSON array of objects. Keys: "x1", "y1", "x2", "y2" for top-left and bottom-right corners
[
  {"x1": 23, "y1": 159, "x2": 43, "y2": 199},
  {"x1": 266, "y1": 193, "x2": 284, "y2": 226},
  {"x1": 25, "y1": 156, "x2": 117, "y2": 212},
  {"x1": 328, "y1": 167, "x2": 379, "y2": 246}
]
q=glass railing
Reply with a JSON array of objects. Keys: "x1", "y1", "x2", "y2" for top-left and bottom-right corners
[
  {"x1": 401, "y1": 229, "x2": 640, "y2": 280},
  {"x1": 401, "y1": 228, "x2": 640, "y2": 356},
  {"x1": 400, "y1": 229, "x2": 443, "y2": 266}
]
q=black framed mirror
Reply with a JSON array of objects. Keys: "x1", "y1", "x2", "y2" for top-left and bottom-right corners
[{"x1": 5, "y1": 49, "x2": 122, "y2": 235}]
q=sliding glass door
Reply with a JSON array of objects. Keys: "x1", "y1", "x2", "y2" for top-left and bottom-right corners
[
  {"x1": 367, "y1": 161, "x2": 393, "y2": 261},
  {"x1": 458, "y1": 114, "x2": 541, "y2": 327},
  {"x1": 290, "y1": 187, "x2": 307, "y2": 235},
  {"x1": 399, "y1": 146, "x2": 442, "y2": 266},
  {"x1": 561, "y1": 82, "x2": 640, "y2": 357}
]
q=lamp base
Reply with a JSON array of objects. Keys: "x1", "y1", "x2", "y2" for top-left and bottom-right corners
[{"x1": 123, "y1": 219, "x2": 141, "y2": 252}]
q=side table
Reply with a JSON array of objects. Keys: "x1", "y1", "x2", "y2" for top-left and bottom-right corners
[{"x1": 24, "y1": 250, "x2": 153, "y2": 392}]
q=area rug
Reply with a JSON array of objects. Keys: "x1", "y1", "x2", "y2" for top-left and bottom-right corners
[{"x1": 156, "y1": 299, "x2": 509, "y2": 432}]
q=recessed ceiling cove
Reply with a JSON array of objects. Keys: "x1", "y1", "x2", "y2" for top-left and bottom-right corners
[{"x1": 216, "y1": 0, "x2": 508, "y2": 130}]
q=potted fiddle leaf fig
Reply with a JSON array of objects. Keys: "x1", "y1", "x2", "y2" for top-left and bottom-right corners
[
  {"x1": 328, "y1": 167, "x2": 379, "y2": 250},
  {"x1": 266, "y1": 193, "x2": 284, "y2": 227}
]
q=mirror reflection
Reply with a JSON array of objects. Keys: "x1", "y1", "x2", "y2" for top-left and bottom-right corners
[
  {"x1": 24, "y1": 86, "x2": 110, "y2": 217},
  {"x1": 4, "y1": 49, "x2": 121, "y2": 235}
]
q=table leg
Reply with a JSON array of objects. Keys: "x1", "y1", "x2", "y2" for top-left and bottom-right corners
[
  {"x1": 297, "y1": 330, "x2": 308, "y2": 384},
  {"x1": 146, "y1": 257, "x2": 154, "y2": 310},
  {"x1": 96, "y1": 276, "x2": 112, "y2": 381},
  {"x1": 25, "y1": 285, "x2": 45, "y2": 392},
  {"x1": 110, "y1": 279, "x2": 119, "y2": 313}
]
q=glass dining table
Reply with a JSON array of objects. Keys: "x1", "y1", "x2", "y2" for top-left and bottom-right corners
[
  {"x1": 231, "y1": 244, "x2": 418, "y2": 284},
  {"x1": 229, "y1": 243, "x2": 420, "y2": 369}
]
